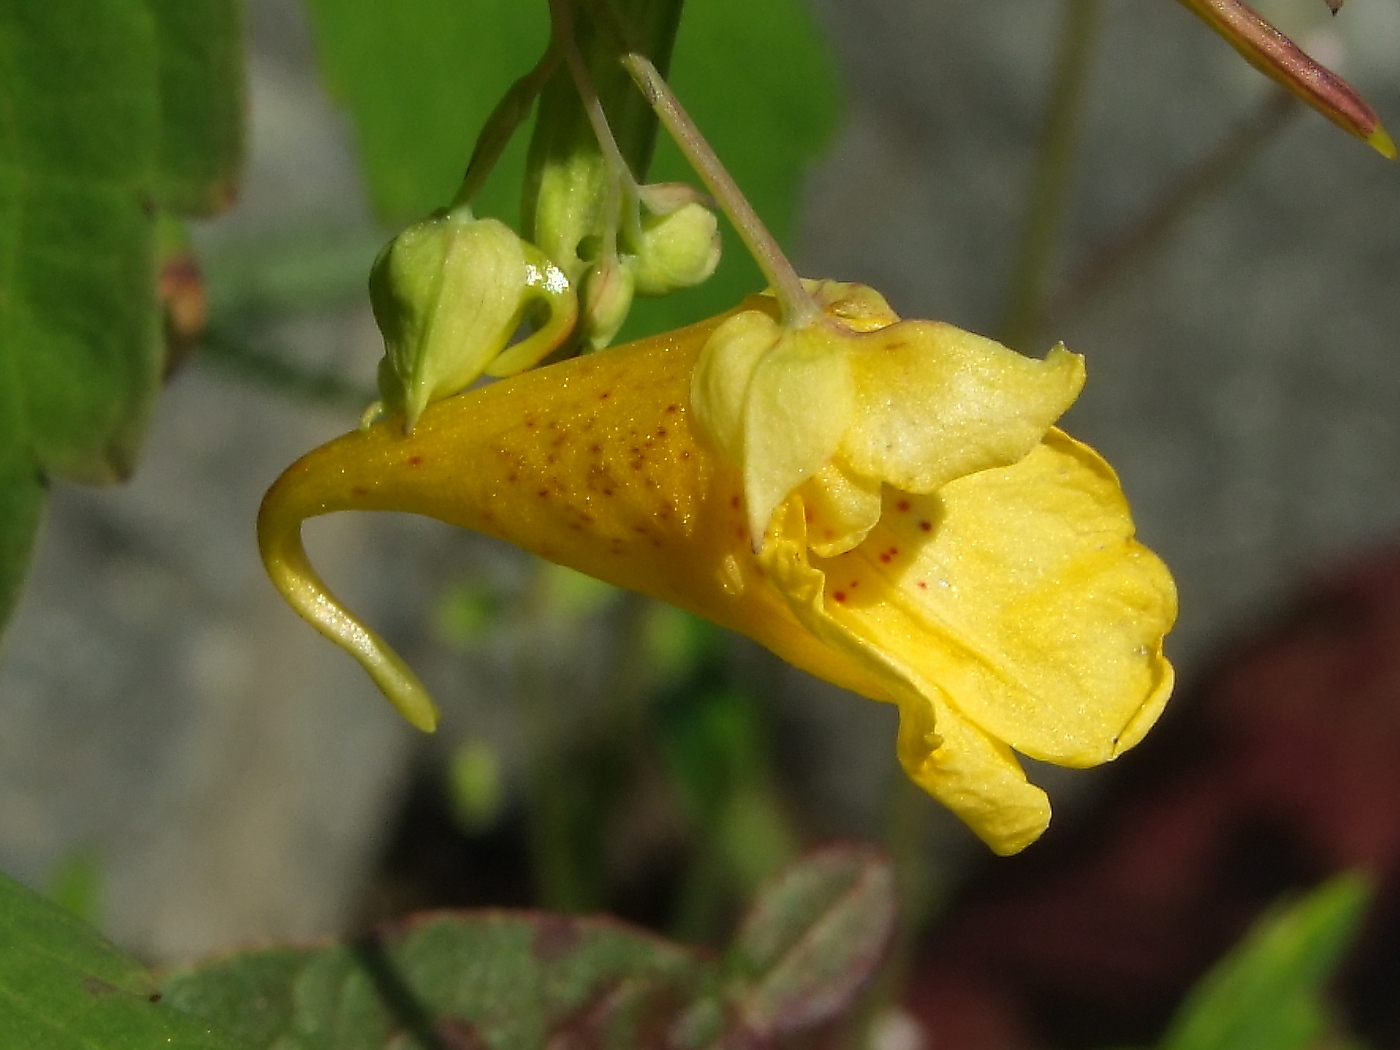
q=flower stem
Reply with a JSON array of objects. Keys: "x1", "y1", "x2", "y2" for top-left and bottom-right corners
[
  {"x1": 552, "y1": 0, "x2": 639, "y2": 258},
  {"x1": 620, "y1": 51, "x2": 820, "y2": 327},
  {"x1": 452, "y1": 46, "x2": 562, "y2": 209},
  {"x1": 999, "y1": 0, "x2": 1103, "y2": 350}
]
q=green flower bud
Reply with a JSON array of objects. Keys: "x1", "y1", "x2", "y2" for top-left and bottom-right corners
[
  {"x1": 577, "y1": 255, "x2": 636, "y2": 351},
  {"x1": 629, "y1": 187, "x2": 721, "y2": 297},
  {"x1": 369, "y1": 206, "x2": 576, "y2": 432}
]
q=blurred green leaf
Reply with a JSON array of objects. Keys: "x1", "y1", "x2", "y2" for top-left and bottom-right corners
[
  {"x1": 0, "y1": 441, "x2": 43, "y2": 629},
  {"x1": 662, "y1": 685, "x2": 800, "y2": 941},
  {"x1": 163, "y1": 911, "x2": 706, "y2": 1049},
  {"x1": 725, "y1": 843, "x2": 895, "y2": 1038},
  {"x1": 152, "y1": 0, "x2": 245, "y2": 212},
  {"x1": 301, "y1": 0, "x2": 549, "y2": 224},
  {"x1": 1157, "y1": 873, "x2": 1370, "y2": 1050},
  {"x1": 640, "y1": 605, "x2": 712, "y2": 687},
  {"x1": 447, "y1": 738, "x2": 506, "y2": 833},
  {"x1": 45, "y1": 849, "x2": 104, "y2": 926},
  {"x1": 536, "y1": 560, "x2": 619, "y2": 619},
  {"x1": 163, "y1": 848, "x2": 894, "y2": 1048},
  {"x1": 0, "y1": 0, "x2": 243, "y2": 630},
  {"x1": 433, "y1": 578, "x2": 509, "y2": 646},
  {"x1": 0, "y1": 870, "x2": 247, "y2": 1049}
]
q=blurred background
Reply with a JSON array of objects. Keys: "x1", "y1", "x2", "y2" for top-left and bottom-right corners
[{"x1": 3, "y1": 0, "x2": 1400, "y2": 1045}]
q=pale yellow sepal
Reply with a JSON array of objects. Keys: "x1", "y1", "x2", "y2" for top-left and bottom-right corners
[{"x1": 692, "y1": 281, "x2": 1084, "y2": 551}]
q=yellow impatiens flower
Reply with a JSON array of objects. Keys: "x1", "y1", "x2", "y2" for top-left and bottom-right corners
[{"x1": 258, "y1": 288, "x2": 1175, "y2": 855}]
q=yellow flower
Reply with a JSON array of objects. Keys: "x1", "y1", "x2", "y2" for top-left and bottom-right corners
[{"x1": 258, "y1": 290, "x2": 1175, "y2": 854}]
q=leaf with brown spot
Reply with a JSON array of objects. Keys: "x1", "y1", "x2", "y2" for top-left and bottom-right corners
[{"x1": 724, "y1": 844, "x2": 897, "y2": 1038}]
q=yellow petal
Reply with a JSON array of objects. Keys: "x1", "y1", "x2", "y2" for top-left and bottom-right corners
[
  {"x1": 758, "y1": 497, "x2": 1053, "y2": 854},
  {"x1": 799, "y1": 460, "x2": 883, "y2": 557},
  {"x1": 894, "y1": 682, "x2": 1052, "y2": 856},
  {"x1": 840, "y1": 323, "x2": 1085, "y2": 494},
  {"x1": 757, "y1": 431, "x2": 1175, "y2": 849},
  {"x1": 778, "y1": 430, "x2": 1175, "y2": 761}
]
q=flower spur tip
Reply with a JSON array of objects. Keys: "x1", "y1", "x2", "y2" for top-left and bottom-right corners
[{"x1": 1368, "y1": 124, "x2": 1397, "y2": 160}]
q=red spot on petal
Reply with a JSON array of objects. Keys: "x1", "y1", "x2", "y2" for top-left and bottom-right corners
[
  {"x1": 832, "y1": 591, "x2": 847, "y2": 603},
  {"x1": 880, "y1": 553, "x2": 892, "y2": 563},
  {"x1": 590, "y1": 444, "x2": 602, "y2": 454},
  {"x1": 538, "y1": 489, "x2": 550, "y2": 499},
  {"x1": 896, "y1": 499, "x2": 910, "y2": 512},
  {"x1": 730, "y1": 495, "x2": 741, "y2": 509},
  {"x1": 350, "y1": 485, "x2": 368, "y2": 496},
  {"x1": 919, "y1": 520, "x2": 932, "y2": 532},
  {"x1": 407, "y1": 455, "x2": 422, "y2": 467},
  {"x1": 917, "y1": 580, "x2": 928, "y2": 589},
  {"x1": 599, "y1": 391, "x2": 611, "y2": 400},
  {"x1": 665, "y1": 403, "x2": 679, "y2": 413}
]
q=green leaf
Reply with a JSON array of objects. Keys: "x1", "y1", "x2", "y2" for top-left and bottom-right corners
[
  {"x1": 0, "y1": 870, "x2": 249, "y2": 1049},
  {"x1": 724, "y1": 843, "x2": 895, "y2": 1038},
  {"x1": 301, "y1": 0, "x2": 550, "y2": 224},
  {"x1": 0, "y1": 0, "x2": 243, "y2": 630},
  {"x1": 1158, "y1": 873, "x2": 1370, "y2": 1050},
  {"x1": 0, "y1": 414, "x2": 43, "y2": 628},
  {"x1": 152, "y1": 0, "x2": 246, "y2": 214},
  {"x1": 163, "y1": 849, "x2": 897, "y2": 1049},
  {"x1": 162, "y1": 912, "x2": 708, "y2": 1050}
]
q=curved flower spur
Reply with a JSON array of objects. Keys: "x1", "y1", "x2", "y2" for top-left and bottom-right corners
[{"x1": 258, "y1": 9, "x2": 1176, "y2": 855}]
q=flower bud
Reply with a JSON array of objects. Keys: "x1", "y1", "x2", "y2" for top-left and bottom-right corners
[
  {"x1": 369, "y1": 206, "x2": 576, "y2": 431},
  {"x1": 577, "y1": 255, "x2": 636, "y2": 351},
  {"x1": 630, "y1": 193, "x2": 721, "y2": 297}
]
